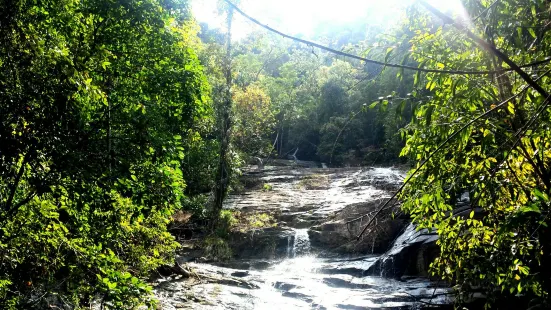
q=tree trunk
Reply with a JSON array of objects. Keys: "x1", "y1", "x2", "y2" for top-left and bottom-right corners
[{"x1": 211, "y1": 7, "x2": 234, "y2": 230}]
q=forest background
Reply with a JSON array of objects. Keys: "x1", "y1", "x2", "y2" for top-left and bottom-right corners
[{"x1": 1, "y1": 0, "x2": 551, "y2": 308}]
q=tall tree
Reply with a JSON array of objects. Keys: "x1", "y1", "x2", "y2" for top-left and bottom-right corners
[
  {"x1": 0, "y1": 0, "x2": 210, "y2": 307},
  {"x1": 211, "y1": 3, "x2": 235, "y2": 228}
]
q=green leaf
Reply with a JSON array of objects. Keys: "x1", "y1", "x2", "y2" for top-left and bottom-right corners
[
  {"x1": 519, "y1": 204, "x2": 541, "y2": 213},
  {"x1": 414, "y1": 60, "x2": 428, "y2": 87},
  {"x1": 399, "y1": 53, "x2": 410, "y2": 80},
  {"x1": 395, "y1": 100, "x2": 406, "y2": 120},
  {"x1": 425, "y1": 105, "x2": 435, "y2": 126},
  {"x1": 528, "y1": 28, "x2": 537, "y2": 39},
  {"x1": 507, "y1": 102, "x2": 515, "y2": 115},
  {"x1": 533, "y1": 189, "x2": 548, "y2": 201},
  {"x1": 384, "y1": 47, "x2": 394, "y2": 64}
]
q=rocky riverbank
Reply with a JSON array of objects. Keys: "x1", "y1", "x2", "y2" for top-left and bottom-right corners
[{"x1": 153, "y1": 161, "x2": 450, "y2": 309}]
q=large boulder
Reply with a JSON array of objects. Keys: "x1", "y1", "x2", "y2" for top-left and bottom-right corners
[
  {"x1": 228, "y1": 227, "x2": 296, "y2": 259},
  {"x1": 365, "y1": 223, "x2": 439, "y2": 278},
  {"x1": 308, "y1": 200, "x2": 407, "y2": 254}
]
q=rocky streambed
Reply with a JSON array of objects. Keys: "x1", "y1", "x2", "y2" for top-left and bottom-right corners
[{"x1": 154, "y1": 161, "x2": 449, "y2": 309}]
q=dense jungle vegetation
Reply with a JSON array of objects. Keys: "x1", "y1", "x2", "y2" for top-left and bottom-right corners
[{"x1": 1, "y1": 0, "x2": 551, "y2": 308}]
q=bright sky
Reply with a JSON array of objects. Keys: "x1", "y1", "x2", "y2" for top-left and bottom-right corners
[{"x1": 191, "y1": 0, "x2": 466, "y2": 40}]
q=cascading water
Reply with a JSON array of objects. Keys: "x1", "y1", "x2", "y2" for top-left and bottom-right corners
[
  {"x1": 292, "y1": 229, "x2": 311, "y2": 257},
  {"x1": 286, "y1": 229, "x2": 311, "y2": 258},
  {"x1": 155, "y1": 165, "x2": 453, "y2": 309},
  {"x1": 286, "y1": 235, "x2": 293, "y2": 258}
]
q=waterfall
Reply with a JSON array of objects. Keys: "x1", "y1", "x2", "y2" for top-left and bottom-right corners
[
  {"x1": 287, "y1": 235, "x2": 293, "y2": 258},
  {"x1": 292, "y1": 229, "x2": 311, "y2": 257}
]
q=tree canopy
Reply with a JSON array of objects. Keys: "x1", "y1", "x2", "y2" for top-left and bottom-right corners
[
  {"x1": 208, "y1": 0, "x2": 551, "y2": 307},
  {"x1": 2, "y1": 0, "x2": 551, "y2": 308},
  {"x1": 399, "y1": 0, "x2": 551, "y2": 306},
  {"x1": 0, "y1": 0, "x2": 211, "y2": 307}
]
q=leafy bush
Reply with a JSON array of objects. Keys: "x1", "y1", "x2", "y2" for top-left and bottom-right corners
[
  {"x1": 232, "y1": 85, "x2": 276, "y2": 157},
  {"x1": 215, "y1": 210, "x2": 239, "y2": 237},
  {"x1": 399, "y1": 0, "x2": 551, "y2": 306},
  {"x1": 231, "y1": 211, "x2": 277, "y2": 232},
  {"x1": 203, "y1": 236, "x2": 233, "y2": 262},
  {"x1": 0, "y1": 0, "x2": 210, "y2": 307}
]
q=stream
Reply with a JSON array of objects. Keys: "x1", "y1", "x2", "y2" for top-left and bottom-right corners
[{"x1": 154, "y1": 162, "x2": 452, "y2": 309}]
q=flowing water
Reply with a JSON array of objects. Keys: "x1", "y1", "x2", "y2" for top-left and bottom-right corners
[
  {"x1": 155, "y1": 231, "x2": 451, "y2": 309},
  {"x1": 291, "y1": 229, "x2": 311, "y2": 257},
  {"x1": 154, "y1": 163, "x2": 452, "y2": 309}
]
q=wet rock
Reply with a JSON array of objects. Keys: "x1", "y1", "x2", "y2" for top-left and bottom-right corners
[
  {"x1": 317, "y1": 265, "x2": 365, "y2": 277},
  {"x1": 281, "y1": 291, "x2": 313, "y2": 303},
  {"x1": 213, "y1": 261, "x2": 251, "y2": 270},
  {"x1": 321, "y1": 275, "x2": 378, "y2": 289},
  {"x1": 274, "y1": 281, "x2": 297, "y2": 291},
  {"x1": 335, "y1": 304, "x2": 371, "y2": 310},
  {"x1": 154, "y1": 165, "x2": 455, "y2": 309},
  {"x1": 309, "y1": 200, "x2": 407, "y2": 254},
  {"x1": 277, "y1": 212, "x2": 297, "y2": 223},
  {"x1": 342, "y1": 167, "x2": 404, "y2": 191},
  {"x1": 226, "y1": 166, "x2": 406, "y2": 234},
  {"x1": 213, "y1": 276, "x2": 260, "y2": 289},
  {"x1": 290, "y1": 203, "x2": 319, "y2": 212},
  {"x1": 228, "y1": 227, "x2": 296, "y2": 259},
  {"x1": 250, "y1": 261, "x2": 271, "y2": 270},
  {"x1": 289, "y1": 217, "x2": 314, "y2": 228},
  {"x1": 175, "y1": 255, "x2": 199, "y2": 265},
  {"x1": 240, "y1": 176, "x2": 263, "y2": 190},
  {"x1": 230, "y1": 271, "x2": 249, "y2": 277},
  {"x1": 365, "y1": 224, "x2": 439, "y2": 278}
]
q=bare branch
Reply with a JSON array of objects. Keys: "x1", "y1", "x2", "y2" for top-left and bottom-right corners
[
  {"x1": 225, "y1": 0, "x2": 551, "y2": 76},
  {"x1": 356, "y1": 84, "x2": 537, "y2": 240},
  {"x1": 420, "y1": 0, "x2": 549, "y2": 98}
]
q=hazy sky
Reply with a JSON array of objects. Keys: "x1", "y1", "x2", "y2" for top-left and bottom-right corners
[{"x1": 191, "y1": 0, "x2": 466, "y2": 39}]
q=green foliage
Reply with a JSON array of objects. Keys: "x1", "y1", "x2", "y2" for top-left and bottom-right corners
[
  {"x1": 232, "y1": 84, "x2": 276, "y2": 157},
  {"x1": 203, "y1": 236, "x2": 233, "y2": 261},
  {"x1": 204, "y1": 211, "x2": 237, "y2": 261},
  {"x1": 262, "y1": 183, "x2": 273, "y2": 191},
  {"x1": 214, "y1": 209, "x2": 276, "y2": 235},
  {"x1": 234, "y1": 211, "x2": 277, "y2": 231},
  {"x1": 399, "y1": 0, "x2": 551, "y2": 306},
  {"x1": 180, "y1": 194, "x2": 211, "y2": 220},
  {"x1": 245, "y1": 212, "x2": 276, "y2": 229},
  {"x1": 215, "y1": 210, "x2": 239, "y2": 237},
  {"x1": 0, "y1": 0, "x2": 211, "y2": 307},
  {"x1": 198, "y1": 21, "x2": 414, "y2": 167}
]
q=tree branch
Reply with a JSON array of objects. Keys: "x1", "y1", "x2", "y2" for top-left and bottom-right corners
[
  {"x1": 419, "y1": 0, "x2": 549, "y2": 98},
  {"x1": 4, "y1": 153, "x2": 28, "y2": 212},
  {"x1": 356, "y1": 85, "x2": 537, "y2": 239},
  {"x1": 224, "y1": 0, "x2": 551, "y2": 76}
]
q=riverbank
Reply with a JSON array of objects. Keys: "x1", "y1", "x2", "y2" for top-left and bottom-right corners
[{"x1": 154, "y1": 162, "x2": 452, "y2": 309}]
